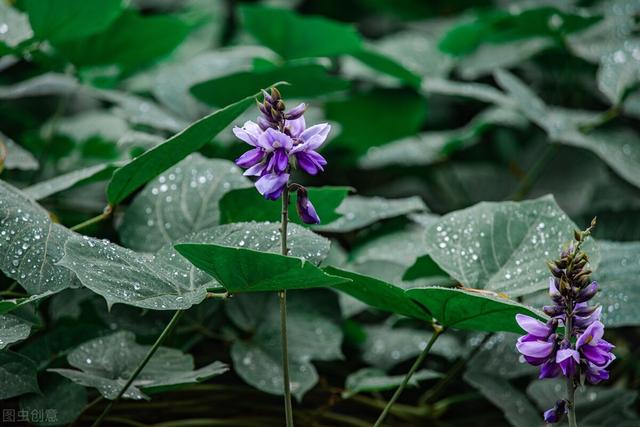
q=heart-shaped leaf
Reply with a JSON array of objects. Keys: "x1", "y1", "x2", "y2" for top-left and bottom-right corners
[
  {"x1": 118, "y1": 154, "x2": 251, "y2": 252},
  {"x1": 50, "y1": 331, "x2": 228, "y2": 400},
  {"x1": 0, "y1": 350, "x2": 40, "y2": 400}
]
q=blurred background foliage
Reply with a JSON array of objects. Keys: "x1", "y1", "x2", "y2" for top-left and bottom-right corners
[{"x1": 1, "y1": 0, "x2": 639, "y2": 426}]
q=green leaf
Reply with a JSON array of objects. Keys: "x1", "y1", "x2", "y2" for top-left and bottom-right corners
[
  {"x1": 325, "y1": 88, "x2": 428, "y2": 155},
  {"x1": 0, "y1": 181, "x2": 75, "y2": 295},
  {"x1": 0, "y1": 2, "x2": 34, "y2": 49},
  {"x1": 118, "y1": 154, "x2": 251, "y2": 253},
  {"x1": 191, "y1": 63, "x2": 350, "y2": 107},
  {"x1": 343, "y1": 367, "x2": 442, "y2": 398},
  {"x1": 0, "y1": 73, "x2": 78, "y2": 99},
  {"x1": 326, "y1": 266, "x2": 429, "y2": 321},
  {"x1": 359, "y1": 322, "x2": 462, "y2": 370},
  {"x1": 50, "y1": 331, "x2": 228, "y2": 400},
  {"x1": 106, "y1": 90, "x2": 260, "y2": 205},
  {"x1": 24, "y1": 162, "x2": 120, "y2": 200},
  {"x1": 0, "y1": 292, "x2": 54, "y2": 316},
  {"x1": 1, "y1": 131, "x2": 38, "y2": 171},
  {"x1": 175, "y1": 244, "x2": 349, "y2": 293},
  {"x1": 594, "y1": 240, "x2": 640, "y2": 327},
  {"x1": 228, "y1": 289, "x2": 342, "y2": 400},
  {"x1": 240, "y1": 5, "x2": 362, "y2": 59},
  {"x1": 56, "y1": 10, "x2": 190, "y2": 71},
  {"x1": 421, "y1": 77, "x2": 514, "y2": 106},
  {"x1": 424, "y1": 195, "x2": 599, "y2": 296},
  {"x1": 0, "y1": 314, "x2": 32, "y2": 350},
  {"x1": 19, "y1": 375, "x2": 87, "y2": 426},
  {"x1": 359, "y1": 107, "x2": 525, "y2": 168},
  {"x1": 495, "y1": 69, "x2": 640, "y2": 190},
  {"x1": 315, "y1": 196, "x2": 426, "y2": 233},
  {"x1": 406, "y1": 287, "x2": 546, "y2": 333},
  {"x1": 350, "y1": 49, "x2": 421, "y2": 88},
  {"x1": 0, "y1": 350, "x2": 40, "y2": 400},
  {"x1": 25, "y1": 0, "x2": 123, "y2": 43},
  {"x1": 219, "y1": 186, "x2": 350, "y2": 226}
]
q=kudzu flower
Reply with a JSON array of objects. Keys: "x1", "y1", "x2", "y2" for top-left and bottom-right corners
[
  {"x1": 515, "y1": 218, "x2": 614, "y2": 423},
  {"x1": 232, "y1": 87, "x2": 330, "y2": 223}
]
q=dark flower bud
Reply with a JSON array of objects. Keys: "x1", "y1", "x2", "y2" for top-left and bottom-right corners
[
  {"x1": 261, "y1": 89, "x2": 273, "y2": 104},
  {"x1": 544, "y1": 400, "x2": 567, "y2": 423},
  {"x1": 559, "y1": 278, "x2": 571, "y2": 294},
  {"x1": 574, "y1": 229, "x2": 582, "y2": 242},
  {"x1": 270, "y1": 107, "x2": 282, "y2": 121},
  {"x1": 576, "y1": 281, "x2": 598, "y2": 303},
  {"x1": 270, "y1": 86, "x2": 281, "y2": 101},
  {"x1": 257, "y1": 100, "x2": 270, "y2": 116},
  {"x1": 276, "y1": 100, "x2": 286, "y2": 111},
  {"x1": 544, "y1": 304, "x2": 564, "y2": 317},
  {"x1": 284, "y1": 103, "x2": 306, "y2": 120},
  {"x1": 295, "y1": 187, "x2": 320, "y2": 224},
  {"x1": 547, "y1": 261, "x2": 562, "y2": 277},
  {"x1": 257, "y1": 116, "x2": 272, "y2": 131}
]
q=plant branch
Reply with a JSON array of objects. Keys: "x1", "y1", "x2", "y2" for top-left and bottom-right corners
[
  {"x1": 373, "y1": 326, "x2": 444, "y2": 427},
  {"x1": 90, "y1": 310, "x2": 184, "y2": 427},
  {"x1": 70, "y1": 205, "x2": 113, "y2": 232}
]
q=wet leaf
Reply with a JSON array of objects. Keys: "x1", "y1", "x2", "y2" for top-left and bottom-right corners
[
  {"x1": 0, "y1": 350, "x2": 40, "y2": 400},
  {"x1": 24, "y1": 162, "x2": 120, "y2": 200},
  {"x1": 19, "y1": 375, "x2": 87, "y2": 426},
  {"x1": 0, "y1": 314, "x2": 32, "y2": 350},
  {"x1": 228, "y1": 289, "x2": 342, "y2": 400},
  {"x1": 1, "y1": 131, "x2": 38, "y2": 171},
  {"x1": 0, "y1": 2, "x2": 34, "y2": 48},
  {"x1": 424, "y1": 195, "x2": 599, "y2": 296},
  {"x1": 50, "y1": 331, "x2": 228, "y2": 400},
  {"x1": 0, "y1": 181, "x2": 75, "y2": 295},
  {"x1": 118, "y1": 154, "x2": 250, "y2": 253},
  {"x1": 343, "y1": 367, "x2": 442, "y2": 398},
  {"x1": 314, "y1": 196, "x2": 426, "y2": 233}
]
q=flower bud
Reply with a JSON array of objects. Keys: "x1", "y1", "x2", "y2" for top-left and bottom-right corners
[
  {"x1": 284, "y1": 103, "x2": 306, "y2": 120},
  {"x1": 576, "y1": 281, "x2": 598, "y2": 303},
  {"x1": 295, "y1": 187, "x2": 320, "y2": 224},
  {"x1": 544, "y1": 304, "x2": 564, "y2": 317},
  {"x1": 547, "y1": 261, "x2": 562, "y2": 277},
  {"x1": 276, "y1": 100, "x2": 286, "y2": 111},
  {"x1": 270, "y1": 86, "x2": 281, "y2": 101},
  {"x1": 543, "y1": 400, "x2": 567, "y2": 423}
]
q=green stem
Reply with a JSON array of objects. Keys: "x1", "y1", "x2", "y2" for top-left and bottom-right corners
[
  {"x1": 279, "y1": 185, "x2": 294, "y2": 427},
  {"x1": 373, "y1": 327, "x2": 444, "y2": 427},
  {"x1": 510, "y1": 144, "x2": 557, "y2": 201},
  {"x1": 70, "y1": 205, "x2": 113, "y2": 232},
  {"x1": 565, "y1": 308, "x2": 578, "y2": 427},
  {"x1": 91, "y1": 310, "x2": 184, "y2": 427}
]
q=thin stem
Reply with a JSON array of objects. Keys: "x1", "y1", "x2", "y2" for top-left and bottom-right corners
[
  {"x1": 91, "y1": 310, "x2": 184, "y2": 427},
  {"x1": 279, "y1": 185, "x2": 294, "y2": 427},
  {"x1": 510, "y1": 144, "x2": 558, "y2": 201},
  {"x1": 373, "y1": 327, "x2": 444, "y2": 427},
  {"x1": 70, "y1": 205, "x2": 113, "y2": 232}
]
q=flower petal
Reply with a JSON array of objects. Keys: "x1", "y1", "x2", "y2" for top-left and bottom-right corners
[
  {"x1": 516, "y1": 314, "x2": 551, "y2": 338},
  {"x1": 299, "y1": 123, "x2": 331, "y2": 150},
  {"x1": 232, "y1": 121, "x2": 262, "y2": 146},
  {"x1": 235, "y1": 148, "x2": 265, "y2": 168},
  {"x1": 255, "y1": 173, "x2": 289, "y2": 200}
]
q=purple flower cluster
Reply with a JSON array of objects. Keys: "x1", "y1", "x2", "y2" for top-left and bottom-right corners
[
  {"x1": 232, "y1": 88, "x2": 330, "y2": 224},
  {"x1": 515, "y1": 221, "x2": 614, "y2": 424}
]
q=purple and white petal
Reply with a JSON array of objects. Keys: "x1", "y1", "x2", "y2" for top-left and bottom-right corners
[
  {"x1": 255, "y1": 173, "x2": 289, "y2": 200},
  {"x1": 516, "y1": 314, "x2": 551, "y2": 338},
  {"x1": 235, "y1": 148, "x2": 265, "y2": 168}
]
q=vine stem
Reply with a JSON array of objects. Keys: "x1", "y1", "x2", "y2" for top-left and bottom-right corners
[
  {"x1": 373, "y1": 327, "x2": 444, "y2": 427},
  {"x1": 279, "y1": 185, "x2": 294, "y2": 427},
  {"x1": 70, "y1": 205, "x2": 113, "y2": 232},
  {"x1": 565, "y1": 306, "x2": 578, "y2": 427},
  {"x1": 91, "y1": 310, "x2": 184, "y2": 427}
]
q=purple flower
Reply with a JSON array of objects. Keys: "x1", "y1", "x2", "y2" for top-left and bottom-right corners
[
  {"x1": 543, "y1": 400, "x2": 567, "y2": 424},
  {"x1": 255, "y1": 173, "x2": 289, "y2": 200},
  {"x1": 576, "y1": 321, "x2": 615, "y2": 370},
  {"x1": 288, "y1": 116, "x2": 331, "y2": 175},
  {"x1": 295, "y1": 187, "x2": 320, "y2": 224},
  {"x1": 556, "y1": 347, "x2": 580, "y2": 376}
]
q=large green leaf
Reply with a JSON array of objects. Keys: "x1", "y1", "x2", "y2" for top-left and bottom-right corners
[
  {"x1": 50, "y1": 331, "x2": 228, "y2": 400},
  {"x1": 359, "y1": 322, "x2": 462, "y2": 370},
  {"x1": 191, "y1": 63, "x2": 350, "y2": 107},
  {"x1": 0, "y1": 314, "x2": 32, "y2": 350},
  {"x1": 227, "y1": 290, "x2": 343, "y2": 400},
  {"x1": 406, "y1": 287, "x2": 546, "y2": 333},
  {"x1": 24, "y1": 162, "x2": 120, "y2": 200},
  {"x1": 106, "y1": 90, "x2": 260, "y2": 205},
  {"x1": 594, "y1": 240, "x2": 640, "y2": 327},
  {"x1": 240, "y1": 5, "x2": 362, "y2": 60},
  {"x1": 25, "y1": 0, "x2": 123, "y2": 43},
  {"x1": 315, "y1": 196, "x2": 426, "y2": 233},
  {"x1": 19, "y1": 375, "x2": 87, "y2": 426},
  {"x1": 326, "y1": 267, "x2": 430, "y2": 321},
  {"x1": 343, "y1": 367, "x2": 442, "y2": 398},
  {"x1": 175, "y1": 244, "x2": 349, "y2": 293},
  {"x1": 0, "y1": 350, "x2": 40, "y2": 400},
  {"x1": 118, "y1": 154, "x2": 251, "y2": 253},
  {"x1": 494, "y1": 70, "x2": 640, "y2": 190},
  {"x1": 56, "y1": 10, "x2": 190, "y2": 71},
  {"x1": 0, "y1": 181, "x2": 75, "y2": 295},
  {"x1": 424, "y1": 195, "x2": 599, "y2": 296},
  {"x1": 219, "y1": 186, "x2": 350, "y2": 226}
]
